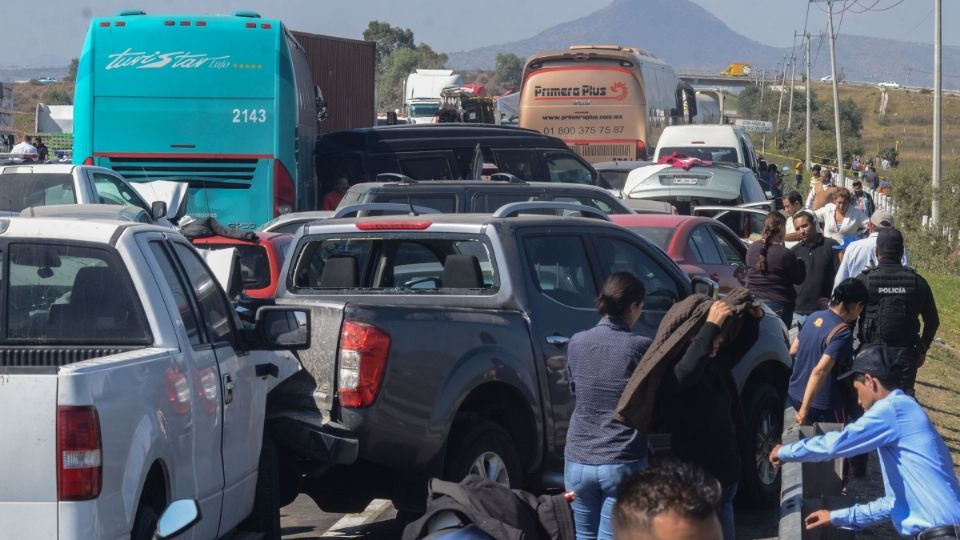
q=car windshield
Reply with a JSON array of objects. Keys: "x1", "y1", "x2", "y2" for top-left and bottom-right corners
[
  {"x1": 599, "y1": 170, "x2": 629, "y2": 190},
  {"x1": 623, "y1": 226, "x2": 675, "y2": 251},
  {"x1": 0, "y1": 173, "x2": 77, "y2": 212},
  {"x1": 200, "y1": 244, "x2": 271, "y2": 290},
  {"x1": 291, "y1": 235, "x2": 497, "y2": 293},
  {"x1": 409, "y1": 103, "x2": 439, "y2": 118},
  {"x1": 659, "y1": 146, "x2": 739, "y2": 164},
  {"x1": 5, "y1": 242, "x2": 151, "y2": 344}
]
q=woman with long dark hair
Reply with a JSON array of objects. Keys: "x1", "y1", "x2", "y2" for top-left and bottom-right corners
[
  {"x1": 565, "y1": 272, "x2": 651, "y2": 540},
  {"x1": 746, "y1": 211, "x2": 806, "y2": 326}
]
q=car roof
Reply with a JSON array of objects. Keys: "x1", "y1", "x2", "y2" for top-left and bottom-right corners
[
  {"x1": 0, "y1": 163, "x2": 78, "y2": 174},
  {"x1": 592, "y1": 161, "x2": 651, "y2": 171},
  {"x1": 348, "y1": 180, "x2": 611, "y2": 194},
  {"x1": 300, "y1": 212, "x2": 624, "y2": 236},
  {"x1": 20, "y1": 204, "x2": 148, "y2": 221},
  {"x1": 318, "y1": 123, "x2": 569, "y2": 150},
  {"x1": 610, "y1": 214, "x2": 713, "y2": 228},
  {"x1": 1, "y1": 216, "x2": 165, "y2": 243}
]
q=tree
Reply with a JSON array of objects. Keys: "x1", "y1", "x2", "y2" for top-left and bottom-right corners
[
  {"x1": 363, "y1": 21, "x2": 415, "y2": 65},
  {"x1": 493, "y1": 53, "x2": 523, "y2": 91},
  {"x1": 65, "y1": 58, "x2": 79, "y2": 82},
  {"x1": 362, "y1": 20, "x2": 449, "y2": 111}
]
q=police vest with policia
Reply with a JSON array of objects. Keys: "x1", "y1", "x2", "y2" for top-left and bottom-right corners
[{"x1": 854, "y1": 228, "x2": 940, "y2": 395}]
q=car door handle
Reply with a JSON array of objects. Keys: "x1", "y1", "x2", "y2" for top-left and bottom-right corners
[
  {"x1": 255, "y1": 362, "x2": 279, "y2": 378},
  {"x1": 546, "y1": 335, "x2": 570, "y2": 347},
  {"x1": 223, "y1": 374, "x2": 234, "y2": 404}
]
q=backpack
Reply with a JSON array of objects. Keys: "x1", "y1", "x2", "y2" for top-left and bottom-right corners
[{"x1": 402, "y1": 475, "x2": 576, "y2": 540}]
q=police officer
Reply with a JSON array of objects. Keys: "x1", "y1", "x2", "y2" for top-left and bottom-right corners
[{"x1": 855, "y1": 228, "x2": 939, "y2": 395}]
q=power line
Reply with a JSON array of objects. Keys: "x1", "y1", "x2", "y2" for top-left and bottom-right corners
[{"x1": 907, "y1": 7, "x2": 936, "y2": 34}]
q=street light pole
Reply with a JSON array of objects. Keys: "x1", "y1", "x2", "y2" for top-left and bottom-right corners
[
  {"x1": 805, "y1": 33, "x2": 812, "y2": 172},
  {"x1": 932, "y1": 0, "x2": 941, "y2": 225},
  {"x1": 818, "y1": 0, "x2": 845, "y2": 182}
]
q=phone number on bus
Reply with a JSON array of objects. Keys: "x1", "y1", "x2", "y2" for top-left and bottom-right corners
[{"x1": 541, "y1": 126, "x2": 625, "y2": 136}]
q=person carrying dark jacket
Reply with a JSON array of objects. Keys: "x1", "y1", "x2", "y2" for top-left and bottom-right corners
[
  {"x1": 615, "y1": 288, "x2": 762, "y2": 540},
  {"x1": 657, "y1": 299, "x2": 762, "y2": 540},
  {"x1": 565, "y1": 272, "x2": 651, "y2": 540},
  {"x1": 746, "y1": 211, "x2": 806, "y2": 327}
]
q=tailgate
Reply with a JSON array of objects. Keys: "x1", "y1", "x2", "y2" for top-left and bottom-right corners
[
  {"x1": 0, "y1": 371, "x2": 59, "y2": 537},
  {"x1": 272, "y1": 303, "x2": 345, "y2": 414}
]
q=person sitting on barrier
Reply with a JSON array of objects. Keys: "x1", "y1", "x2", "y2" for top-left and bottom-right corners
[
  {"x1": 612, "y1": 460, "x2": 722, "y2": 540},
  {"x1": 770, "y1": 345, "x2": 960, "y2": 539},
  {"x1": 789, "y1": 278, "x2": 867, "y2": 426}
]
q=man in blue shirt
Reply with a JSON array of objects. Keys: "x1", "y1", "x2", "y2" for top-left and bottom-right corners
[{"x1": 770, "y1": 346, "x2": 960, "y2": 538}]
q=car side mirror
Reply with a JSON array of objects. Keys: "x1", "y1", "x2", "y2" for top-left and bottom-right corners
[
  {"x1": 156, "y1": 499, "x2": 201, "y2": 540},
  {"x1": 254, "y1": 306, "x2": 310, "y2": 350},
  {"x1": 691, "y1": 276, "x2": 719, "y2": 299},
  {"x1": 151, "y1": 200, "x2": 168, "y2": 221}
]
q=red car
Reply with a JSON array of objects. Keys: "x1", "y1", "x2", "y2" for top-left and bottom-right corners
[
  {"x1": 190, "y1": 232, "x2": 292, "y2": 299},
  {"x1": 610, "y1": 214, "x2": 747, "y2": 295}
]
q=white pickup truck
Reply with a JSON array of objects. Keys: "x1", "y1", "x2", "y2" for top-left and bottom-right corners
[{"x1": 0, "y1": 217, "x2": 310, "y2": 540}]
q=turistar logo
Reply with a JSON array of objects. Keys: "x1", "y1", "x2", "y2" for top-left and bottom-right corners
[
  {"x1": 610, "y1": 82, "x2": 628, "y2": 101},
  {"x1": 105, "y1": 48, "x2": 232, "y2": 70}
]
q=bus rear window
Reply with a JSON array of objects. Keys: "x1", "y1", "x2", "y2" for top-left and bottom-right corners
[
  {"x1": 5, "y1": 243, "x2": 151, "y2": 344},
  {"x1": 0, "y1": 173, "x2": 77, "y2": 212},
  {"x1": 292, "y1": 236, "x2": 496, "y2": 293}
]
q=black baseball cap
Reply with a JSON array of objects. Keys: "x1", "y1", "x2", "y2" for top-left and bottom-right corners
[
  {"x1": 876, "y1": 228, "x2": 905, "y2": 260},
  {"x1": 837, "y1": 345, "x2": 903, "y2": 382}
]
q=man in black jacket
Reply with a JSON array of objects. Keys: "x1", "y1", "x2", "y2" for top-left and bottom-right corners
[
  {"x1": 791, "y1": 210, "x2": 839, "y2": 330},
  {"x1": 855, "y1": 228, "x2": 939, "y2": 395}
]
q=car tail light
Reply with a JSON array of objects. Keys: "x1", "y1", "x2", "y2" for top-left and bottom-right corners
[
  {"x1": 635, "y1": 140, "x2": 647, "y2": 160},
  {"x1": 338, "y1": 321, "x2": 391, "y2": 408},
  {"x1": 164, "y1": 368, "x2": 191, "y2": 415},
  {"x1": 273, "y1": 160, "x2": 295, "y2": 217},
  {"x1": 355, "y1": 220, "x2": 432, "y2": 231},
  {"x1": 57, "y1": 406, "x2": 102, "y2": 501}
]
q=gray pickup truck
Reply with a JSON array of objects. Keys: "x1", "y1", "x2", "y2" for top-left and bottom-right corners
[{"x1": 270, "y1": 204, "x2": 792, "y2": 512}]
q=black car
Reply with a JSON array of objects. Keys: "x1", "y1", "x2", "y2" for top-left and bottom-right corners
[
  {"x1": 315, "y1": 124, "x2": 605, "y2": 197},
  {"x1": 337, "y1": 178, "x2": 632, "y2": 217}
]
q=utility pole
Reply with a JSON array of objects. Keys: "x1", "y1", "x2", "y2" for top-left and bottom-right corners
[
  {"x1": 811, "y1": 0, "x2": 845, "y2": 182},
  {"x1": 776, "y1": 54, "x2": 788, "y2": 148},
  {"x1": 932, "y1": 0, "x2": 941, "y2": 225},
  {"x1": 805, "y1": 32, "x2": 812, "y2": 172},
  {"x1": 788, "y1": 34, "x2": 799, "y2": 131}
]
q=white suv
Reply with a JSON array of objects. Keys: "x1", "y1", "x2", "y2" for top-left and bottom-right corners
[{"x1": 0, "y1": 163, "x2": 177, "y2": 223}]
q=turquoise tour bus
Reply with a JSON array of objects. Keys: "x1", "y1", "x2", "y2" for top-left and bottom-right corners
[{"x1": 73, "y1": 10, "x2": 319, "y2": 229}]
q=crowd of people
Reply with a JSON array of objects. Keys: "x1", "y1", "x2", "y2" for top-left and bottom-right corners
[
  {"x1": 556, "y1": 163, "x2": 959, "y2": 540},
  {"x1": 2, "y1": 133, "x2": 48, "y2": 161}
]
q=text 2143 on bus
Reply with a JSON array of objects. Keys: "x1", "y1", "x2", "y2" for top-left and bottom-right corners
[
  {"x1": 541, "y1": 126, "x2": 625, "y2": 136},
  {"x1": 233, "y1": 108, "x2": 268, "y2": 123}
]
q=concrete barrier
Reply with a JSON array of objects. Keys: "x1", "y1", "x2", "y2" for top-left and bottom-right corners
[{"x1": 778, "y1": 406, "x2": 854, "y2": 540}]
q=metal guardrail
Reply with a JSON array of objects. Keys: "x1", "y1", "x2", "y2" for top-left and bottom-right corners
[{"x1": 779, "y1": 405, "x2": 853, "y2": 540}]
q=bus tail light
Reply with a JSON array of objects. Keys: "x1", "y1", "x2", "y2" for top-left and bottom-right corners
[
  {"x1": 635, "y1": 140, "x2": 648, "y2": 161},
  {"x1": 83, "y1": 157, "x2": 94, "y2": 166},
  {"x1": 57, "y1": 406, "x2": 102, "y2": 501},
  {"x1": 338, "y1": 321, "x2": 391, "y2": 408},
  {"x1": 273, "y1": 160, "x2": 295, "y2": 216}
]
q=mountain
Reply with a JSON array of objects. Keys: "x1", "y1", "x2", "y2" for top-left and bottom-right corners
[{"x1": 446, "y1": 0, "x2": 960, "y2": 89}]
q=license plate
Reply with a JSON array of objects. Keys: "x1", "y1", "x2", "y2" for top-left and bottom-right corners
[{"x1": 672, "y1": 177, "x2": 699, "y2": 185}]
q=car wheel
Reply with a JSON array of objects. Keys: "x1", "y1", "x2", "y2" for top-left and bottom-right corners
[
  {"x1": 445, "y1": 419, "x2": 522, "y2": 489},
  {"x1": 739, "y1": 383, "x2": 783, "y2": 508},
  {"x1": 239, "y1": 435, "x2": 281, "y2": 539}
]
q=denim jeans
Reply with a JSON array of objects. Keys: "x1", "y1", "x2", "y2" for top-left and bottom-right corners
[
  {"x1": 720, "y1": 482, "x2": 738, "y2": 540},
  {"x1": 763, "y1": 299, "x2": 795, "y2": 330},
  {"x1": 564, "y1": 460, "x2": 646, "y2": 540}
]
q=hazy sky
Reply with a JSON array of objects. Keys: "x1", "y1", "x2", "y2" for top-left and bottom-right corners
[{"x1": 2, "y1": 0, "x2": 956, "y2": 66}]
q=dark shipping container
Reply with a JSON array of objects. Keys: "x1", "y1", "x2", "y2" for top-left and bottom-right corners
[{"x1": 291, "y1": 31, "x2": 376, "y2": 133}]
